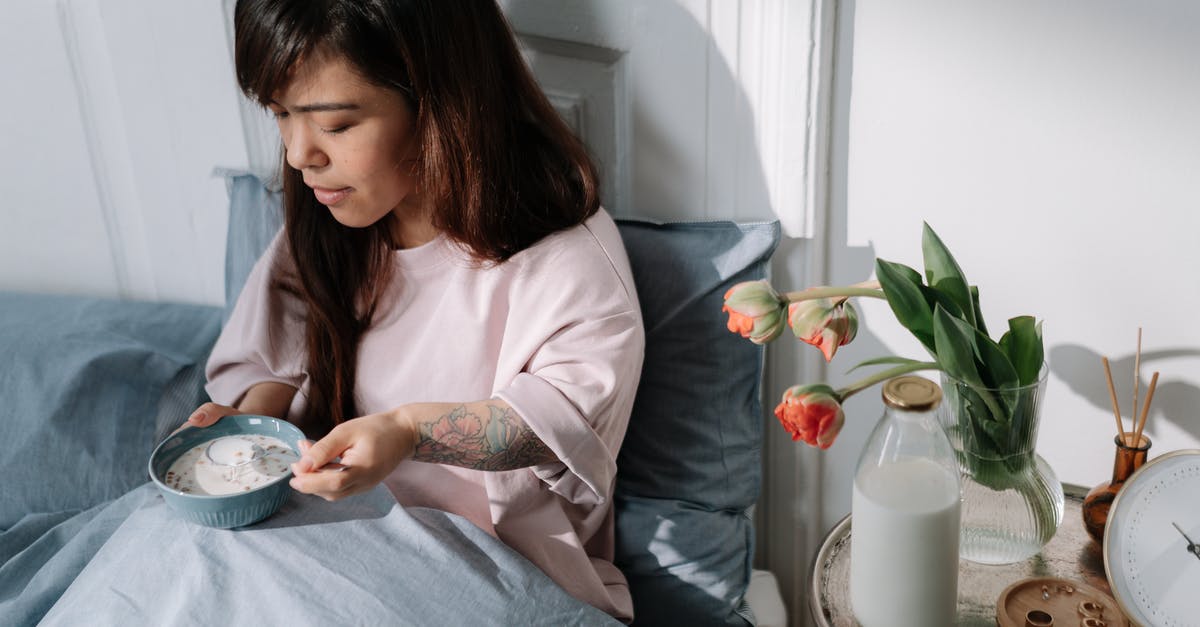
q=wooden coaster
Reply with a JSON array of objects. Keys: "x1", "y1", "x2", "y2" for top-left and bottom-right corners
[{"x1": 996, "y1": 576, "x2": 1128, "y2": 627}]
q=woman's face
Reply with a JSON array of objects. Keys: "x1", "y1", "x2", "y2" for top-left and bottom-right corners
[{"x1": 269, "y1": 54, "x2": 420, "y2": 231}]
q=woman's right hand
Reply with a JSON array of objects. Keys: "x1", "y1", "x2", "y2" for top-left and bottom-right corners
[
  {"x1": 185, "y1": 402, "x2": 243, "y2": 429},
  {"x1": 172, "y1": 383, "x2": 298, "y2": 435}
]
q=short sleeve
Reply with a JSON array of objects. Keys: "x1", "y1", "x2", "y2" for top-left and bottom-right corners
[
  {"x1": 205, "y1": 230, "x2": 308, "y2": 413},
  {"x1": 492, "y1": 215, "x2": 645, "y2": 506}
]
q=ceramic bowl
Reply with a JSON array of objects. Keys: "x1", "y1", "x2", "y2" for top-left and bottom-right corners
[{"x1": 148, "y1": 415, "x2": 305, "y2": 528}]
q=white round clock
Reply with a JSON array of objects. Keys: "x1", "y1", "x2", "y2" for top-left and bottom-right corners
[{"x1": 1105, "y1": 449, "x2": 1200, "y2": 627}]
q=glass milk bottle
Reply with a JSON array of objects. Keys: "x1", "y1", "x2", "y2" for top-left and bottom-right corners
[{"x1": 849, "y1": 376, "x2": 961, "y2": 627}]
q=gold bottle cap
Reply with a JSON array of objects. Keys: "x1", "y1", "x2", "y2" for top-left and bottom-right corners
[{"x1": 882, "y1": 376, "x2": 943, "y2": 411}]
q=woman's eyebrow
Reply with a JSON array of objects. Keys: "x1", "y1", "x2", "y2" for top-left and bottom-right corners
[
  {"x1": 296, "y1": 102, "x2": 360, "y2": 113},
  {"x1": 269, "y1": 100, "x2": 361, "y2": 113}
]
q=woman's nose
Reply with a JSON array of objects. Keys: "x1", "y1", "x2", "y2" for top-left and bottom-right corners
[{"x1": 283, "y1": 124, "x2": 329, "y2": 170}]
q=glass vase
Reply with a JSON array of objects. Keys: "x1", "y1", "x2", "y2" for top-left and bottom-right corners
[
  {"x1": 938, "y1": 369, "x2": 1064, "y2": 564},
  {"x1": 1081, "y1": 433, "x2": 1151, "y2": 545}
]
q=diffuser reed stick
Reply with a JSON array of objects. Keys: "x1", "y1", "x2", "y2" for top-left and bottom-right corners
[
  {"x1": 1102, "y1": 357, "x2": 1126, "y2": 441},
  {"x1": 1132, "y1": 371, "x2": 1159, "y2": 447},
  {"x1": 1131, "y1": 328, "x2": 1142, "y2": 442}
]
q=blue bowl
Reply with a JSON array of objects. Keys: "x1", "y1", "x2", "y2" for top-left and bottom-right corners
[{"x1": 148, "y1": 415, "x2": 305, "y2": 528}]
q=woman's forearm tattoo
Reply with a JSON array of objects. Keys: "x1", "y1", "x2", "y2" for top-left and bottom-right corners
[{"x1": 412, "y1": 404, "x2": 556, "y2": 470}]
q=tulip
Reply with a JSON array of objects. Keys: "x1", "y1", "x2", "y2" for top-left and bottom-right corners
[
  {"x1": 788, "y1": 295, "x2": 859, "y2": 362},
  {"x1": 722, "y1": 280, "x2": 786, "y2": 344},
  {"x1": 773, "y1": 384, "x2": 845, "y2": 449}
]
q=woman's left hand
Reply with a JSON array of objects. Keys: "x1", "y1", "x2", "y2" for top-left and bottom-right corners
[{"x1": 288, "y1": 410, "x2": 415, "y2": 501}]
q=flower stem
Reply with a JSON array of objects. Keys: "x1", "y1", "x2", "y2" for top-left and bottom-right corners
[
  {"x1": 837, "y1": 362, "x2": 942, "y2": 400},
  {"x1": 782, "y1": 286, "x2": 886, "y2": 302}
]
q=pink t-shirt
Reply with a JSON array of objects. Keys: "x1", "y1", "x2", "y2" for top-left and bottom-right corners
[{"x1": 205, "y1": 209, "x2": 644, "y2": 621}]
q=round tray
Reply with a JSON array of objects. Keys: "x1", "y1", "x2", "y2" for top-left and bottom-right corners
[
  {"x1": 809, "y1": 484, "x2": 1125, "y2": 626},
  {"x1": 995, "y1": 576, "x2": 1127, "y2": 627}
]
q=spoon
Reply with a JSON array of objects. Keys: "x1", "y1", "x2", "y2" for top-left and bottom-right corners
[{"x1": 205, "y1": 438, "x2": 268, "y2": 481}]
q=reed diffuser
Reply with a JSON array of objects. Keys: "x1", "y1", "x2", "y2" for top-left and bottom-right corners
[{"x1": 1082, "y1": 329, "x2": 1160, "y2": 545}]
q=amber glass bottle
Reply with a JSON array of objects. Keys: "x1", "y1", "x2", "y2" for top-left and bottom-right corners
[{"x1": 1081, "y1": 433, "x2": 1151, "y2": 545}]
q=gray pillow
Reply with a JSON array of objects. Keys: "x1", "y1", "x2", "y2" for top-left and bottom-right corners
[
  {"x1": 217, "y1": 172, "x2": 781, "y2": 625},
  {"x1": 0, "y1": 293, "x2": 222, "y2": 529},
  {"x1": 613, "y1": 219, "x2": 779, "y2": 626},
  {"x1": 219, "y1": 170, "x2": 283, "y2": 320}
]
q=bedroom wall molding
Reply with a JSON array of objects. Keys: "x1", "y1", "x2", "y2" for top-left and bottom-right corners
[
  {"x1": 728, "y1": 0, "x2": 837, "y2": 621},
  {"x1": 707, "y1": 0, "x2": 828, "y2": 239}
]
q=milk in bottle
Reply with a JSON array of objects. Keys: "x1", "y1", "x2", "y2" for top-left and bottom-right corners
[{"x1": 849, "y1": 376, "x2": 961, "y2": 627}]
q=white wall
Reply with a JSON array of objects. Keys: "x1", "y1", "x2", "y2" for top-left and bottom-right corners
[
  {"x1": 820, "y1": 0, "x2": 1200, "y2": 533},
  {"x1": 0, "y1": 3, "x2": 117, "y2": 296},
  {"x1": 0, "y1": 0, "x2": 248, "y2": 305}
]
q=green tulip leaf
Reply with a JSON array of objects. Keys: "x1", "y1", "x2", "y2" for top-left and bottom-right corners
[
  {"x1": 876, "y1": 258, "x2": 935, "y2": 354},
  {"x1": 973, "y1": 327, "x2": 1018, "y2": 391},
  {"x1": 999, "y1": 316, "x2": 1044, "y2": 386},
  {"x1": 922, "y1": 223, "x2": 976, "y2": 328},
  {"x1": 846, "y1": 355, "x2": 928, "y2": 373},
  {"x1": 954, "y1": 385, "x2": 1006, "y2": 455},
  {"x1": 920, "y1": 284, "x2": 963, "y2": 320},
  {"x1": 970, "y1": 285, "x2": 988, "y2": 337},
  {"x1": 938, "y1": 310, "x2": 1015, "y2": 391},
  {"x1": 891, "y1": 261, "x2": 924, "y2": 286},
  {"x1": 932, "y1": 305, "x2": 983, "y2": 387},
  {"x1": 977, "y1": 412, "x2": 1011, "y2": 448}
]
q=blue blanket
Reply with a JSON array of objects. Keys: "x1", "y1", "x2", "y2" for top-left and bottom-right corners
[{"x1": 1, "y1": 484, "x2": 618, "y2": 626}]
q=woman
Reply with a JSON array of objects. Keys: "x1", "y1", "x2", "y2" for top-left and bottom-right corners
[{"x1": 190, "y1": 0, "x2": 644, "y2": 620}]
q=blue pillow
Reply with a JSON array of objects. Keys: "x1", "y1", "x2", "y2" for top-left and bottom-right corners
[
  {"x1": 218, "y1": 170, "x2": 284, "y2": 320},
  {"x1": 0, "y1": 293, "x2": 222, "y2": 529},
  {"x1": 217, "y1": 172, "x2": 781, "y2": 625},
  {"x1": 613, "y1": 219, "x2": 779, "y2": 626}
]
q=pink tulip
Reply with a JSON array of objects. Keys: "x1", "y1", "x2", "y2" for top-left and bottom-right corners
[
  {"x1": 722, "y1": 280, "x2": 786, "y2": 345},
  {"x1": 774, "y1": 384, "x2": 845, "y2": 449},
  {"x1": 788, "y1": 296, "x2": 859, "y2": 361}
]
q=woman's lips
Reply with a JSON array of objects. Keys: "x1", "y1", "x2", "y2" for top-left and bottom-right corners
[{"x1": 311, "y1": 185, "x2": 352, "y2": 206}]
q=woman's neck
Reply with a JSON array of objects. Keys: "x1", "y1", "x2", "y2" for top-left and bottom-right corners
[{"x1": 388, "y1": 203, "x2": 438, "y2": 249}]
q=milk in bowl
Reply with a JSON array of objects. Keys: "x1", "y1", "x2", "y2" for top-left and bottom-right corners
[{"x1": 164, "y1": 434, "x2": 299, "y2": 496}]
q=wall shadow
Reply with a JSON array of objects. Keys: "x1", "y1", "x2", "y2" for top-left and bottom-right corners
[{"x1": 1049, "y1": 344, "x2": 1200, "y2": 441}]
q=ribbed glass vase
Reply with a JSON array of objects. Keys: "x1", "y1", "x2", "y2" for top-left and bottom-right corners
[{"x1": 938, "y1": 369, "x2": 1064, "y2": 565}]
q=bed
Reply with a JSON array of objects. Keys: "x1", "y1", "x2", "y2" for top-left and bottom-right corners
[{"x1": 0, "y1": 172, "x2": 785, "y2": 626}]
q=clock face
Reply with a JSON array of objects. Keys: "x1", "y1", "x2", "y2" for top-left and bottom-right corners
[{"x1": 1105, "y1": 450, "x2": 1200, "y2": 627}]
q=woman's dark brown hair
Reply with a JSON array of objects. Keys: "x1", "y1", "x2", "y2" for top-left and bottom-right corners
[{"x1": 233, "y1": 0, "x2": 600, "y2": 437}]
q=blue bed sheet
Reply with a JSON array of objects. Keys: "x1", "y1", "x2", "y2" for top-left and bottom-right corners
[{"x1": 1, "y1": 484, "x2": 618, "y2": 626}]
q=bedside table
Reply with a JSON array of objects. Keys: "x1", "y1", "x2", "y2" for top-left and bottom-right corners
[{"x1": 809, "y1": 484, "x2": 1118, "y2": 626}]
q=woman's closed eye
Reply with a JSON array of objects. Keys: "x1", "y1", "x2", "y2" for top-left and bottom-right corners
[{"x1": 268, "y1": 111, "x2": 348, "y2": 134}]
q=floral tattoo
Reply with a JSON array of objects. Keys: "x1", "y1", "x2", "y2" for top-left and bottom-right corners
[{"x1": 412, "y1": 404, "x2": 556, "y2": 471}]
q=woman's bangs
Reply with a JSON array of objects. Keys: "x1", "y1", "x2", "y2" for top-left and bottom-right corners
[{"x1": 234, "y1": 0, "x2": 329, "y2": 105}]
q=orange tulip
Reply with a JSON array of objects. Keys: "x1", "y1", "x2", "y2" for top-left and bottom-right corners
[
  {"x1": 788, "y1": 296, "x2": 859, "y2": 361},
  {"x1": 722, "y1": 280, "x2": 786, "y2": 345},
  {"x1": 775, "y1": 384, "x2": 845, "y2": 449}
]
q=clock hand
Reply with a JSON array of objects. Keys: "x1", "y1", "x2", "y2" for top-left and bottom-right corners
[{"x1": 1172, "y1": 522, "x2": 1200, "y2": 560}]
